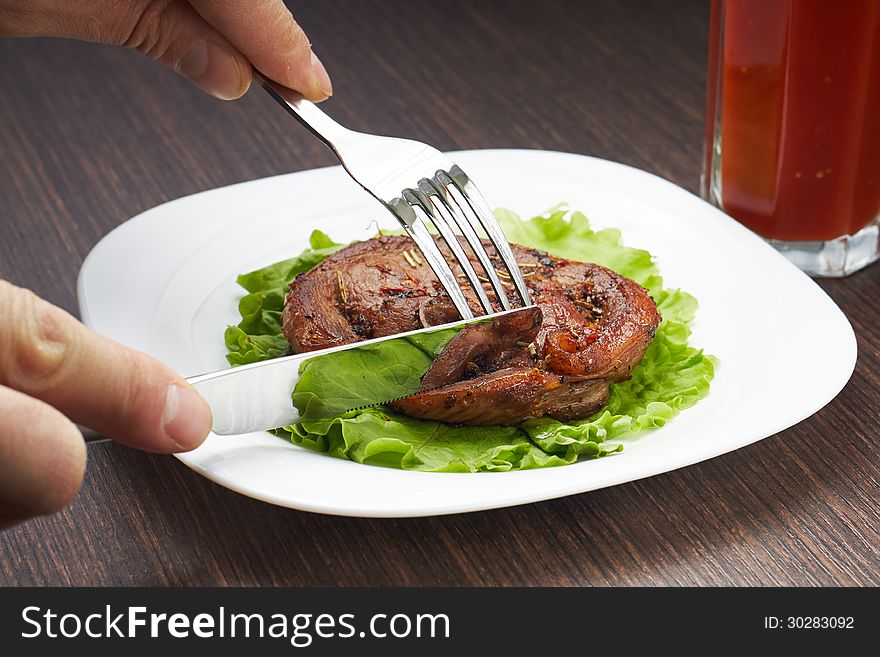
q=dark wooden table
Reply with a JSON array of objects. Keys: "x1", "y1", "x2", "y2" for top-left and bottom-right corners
[{"x1": 1, "y1": 0, "x2": 877, "y2": 587}]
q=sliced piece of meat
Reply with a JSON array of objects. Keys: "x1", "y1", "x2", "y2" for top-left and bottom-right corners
[
  {"x1": 392, "y1": 308, "x2": 609, "y2": 425},
  {"x1": 393, "y1": 368, "x2": 609, "y2": 425},
  {"x1": 282, "y1": 235, "x2": 661, "y2": 425},
  {"x1": 418, "y1": 306, "x2": 542, "y2": 391}
]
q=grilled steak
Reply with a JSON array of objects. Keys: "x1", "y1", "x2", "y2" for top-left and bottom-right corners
[{"x1": 282, "y1": 235, "x2": 661, "y2": 425}]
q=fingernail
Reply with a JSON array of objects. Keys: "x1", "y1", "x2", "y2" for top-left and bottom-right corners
[
  {"x1": 179, "y1": 40, "x2": 247, "y2": 100},
  {"x1": 163, "y1": 384, "x2": 212, "y2": 451},
  {"x1": 310, "y1": 50, "x2": 333, "y2": 99}
]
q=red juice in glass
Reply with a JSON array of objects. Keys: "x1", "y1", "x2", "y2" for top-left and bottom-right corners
[{"x1": 703, "y1": 0, "x2": 880, "y2": 276}]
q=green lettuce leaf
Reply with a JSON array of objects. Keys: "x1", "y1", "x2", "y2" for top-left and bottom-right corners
[
  {"x1": 224, "y1": 327, "x2": 291, "y2": 366},
  {"x1": 277, "y1": 408, "x2": 593, "y2": 472},
  {"x1": 224, "y1": 230, "x2": 344, "y2": 365},
  {"x1": 292, "y1": 325, "x2": 461, "y2": 423},
  {"x1": 496, "y1": 206, "x2": 664, "y2": 293},
  {"x1": 226, "y1": 208, "x2": 716, "y2": 472}
]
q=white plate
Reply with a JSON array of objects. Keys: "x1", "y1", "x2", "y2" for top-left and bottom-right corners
[{"x1": 78, "y1": 149, "x2": 856, "y2": 517}]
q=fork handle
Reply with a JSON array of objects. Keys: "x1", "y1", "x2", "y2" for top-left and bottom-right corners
[{"x1": 254, "y1": 72, "x2": 351, "y2": 153}]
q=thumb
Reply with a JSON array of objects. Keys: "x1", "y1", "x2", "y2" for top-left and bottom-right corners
[
  {"x1": 115, "y1": 0, "x2": 253, "y2": 100},
  {"x1": 188, "y1": 0, "x2": 332, "y2": 100},
  {"x1": 0, "y1": 0, "x2": 252, "y2": 100},
  {"x1": 0, "y1": 281, "x2": 212, "y2": 453},
  {"x1": 0, "y1": 0, "x2": 331, "y2": 101}
]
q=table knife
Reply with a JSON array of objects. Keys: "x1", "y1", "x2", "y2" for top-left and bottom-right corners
[{"x1": 85, "y1": 307, "x2": 535, "y2": 442}]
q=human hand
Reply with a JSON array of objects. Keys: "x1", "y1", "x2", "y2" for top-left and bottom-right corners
[
  {"x1": 0, "y1": 0, "x2": 332, "y2": 100},
  {"x1": 0, "y1": 281, "x2": 213, "y2": 528}
]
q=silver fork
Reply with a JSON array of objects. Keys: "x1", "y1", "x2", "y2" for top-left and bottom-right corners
[{"x1": 257, "y1": 75, "x2": 532, "y2": 318}]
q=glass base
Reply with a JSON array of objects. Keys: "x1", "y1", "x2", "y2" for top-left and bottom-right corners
[{"x1": 767, "y1": 217, "x2": 880, "y2": 277}]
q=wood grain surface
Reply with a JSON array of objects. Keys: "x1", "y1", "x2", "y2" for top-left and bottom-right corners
[{"x1": 1, "y1": 0, "x2": 877, "y2": 586}]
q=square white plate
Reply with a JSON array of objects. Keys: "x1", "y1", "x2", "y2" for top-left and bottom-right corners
[{"x1": 78, "y1": 149, "x2": 856, "y2": 517}]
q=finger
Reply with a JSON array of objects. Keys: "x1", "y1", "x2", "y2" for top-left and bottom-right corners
[
  {"x1": 0, "y1": 280, "x2": 212, "y2": 453},
  {"x1": 0, "y1": 0, "x2": 252, "y2": 100},
  {"x1": 0, "y1": 385, "x2": 86, "y2": 529},
  {"x1": 189, "y1": 0, "x2": 332, "y2": 100}
]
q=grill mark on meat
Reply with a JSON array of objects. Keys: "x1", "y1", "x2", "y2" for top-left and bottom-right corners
[{"x1": 282, "y1": 235, "x2": 661, "y2": 425}]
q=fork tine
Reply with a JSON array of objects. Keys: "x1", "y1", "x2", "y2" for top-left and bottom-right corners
[
  {"x1": 386, "y1": 197, "x2": 474, "y2": 319},
  {"x1": 427, "y1": 176, "x2": 513, "y2": 311},
  {"x1": 438, "y1": 167, "x2": 533, "y2": 306},
  {"x1": 408, "y1": 185, "x2": 494, "y2": 314}
]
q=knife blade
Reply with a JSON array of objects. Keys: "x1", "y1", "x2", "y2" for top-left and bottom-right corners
[{"x1": 187, "y1": 306, "x2": 537, "y2": 435}]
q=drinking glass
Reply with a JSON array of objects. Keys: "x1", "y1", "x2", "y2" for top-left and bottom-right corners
[{"x1": 702, "y1": 0, "x2": 880, "y2": 276}]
